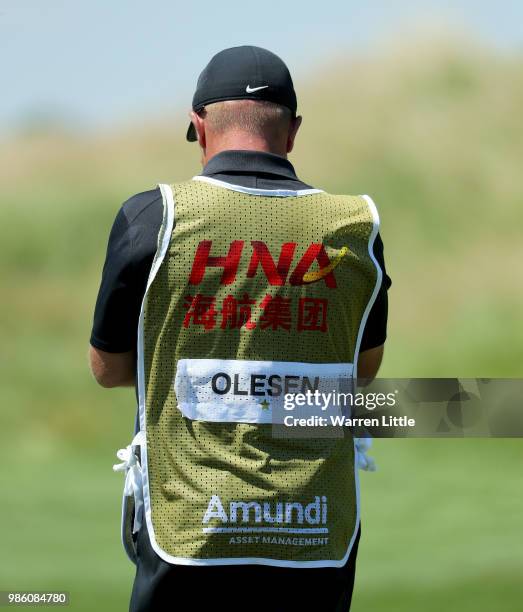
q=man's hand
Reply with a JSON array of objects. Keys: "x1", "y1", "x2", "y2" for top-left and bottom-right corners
[
  {"x1": 89, "y1": 346, "x2": 136, "y2": 388},
  {"x1": 357, "y1": 344, "x2": 384, "y2": 384}
]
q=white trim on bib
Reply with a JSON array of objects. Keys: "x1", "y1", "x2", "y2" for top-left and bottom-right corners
[{"x1": 192, "y1": 175, "x2": 324, "y2": 197}]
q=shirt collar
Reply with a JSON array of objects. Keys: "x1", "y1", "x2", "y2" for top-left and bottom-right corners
[{"x1": 201, "y1": 150, "x2": 299, "y2": 180}]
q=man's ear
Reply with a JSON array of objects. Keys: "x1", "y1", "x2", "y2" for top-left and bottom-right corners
[
  {"x1": 189, "y1": 110, "x2": 206, "y2": 149},
  {"x1": 287, "y1": 115, "x2": 302, "y2": 154}
]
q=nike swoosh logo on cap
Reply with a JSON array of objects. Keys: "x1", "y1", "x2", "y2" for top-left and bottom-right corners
[{"x1": 246, "y1": 85, "x2": 269, "y2": 93}]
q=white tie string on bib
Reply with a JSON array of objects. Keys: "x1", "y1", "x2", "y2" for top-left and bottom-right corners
[
  {"x1": 113, "y1": 430, "x2": 146, "y2": 533},
  {"x1": 354, "y1": 437, "x2": 376, "y2": 472}
]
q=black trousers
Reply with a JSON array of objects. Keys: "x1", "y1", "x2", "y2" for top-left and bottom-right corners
[{"x1": 129, "y1": 523, "x2": 360, "y2": 612}]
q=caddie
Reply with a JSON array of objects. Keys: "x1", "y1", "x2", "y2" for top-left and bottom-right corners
[{"x1": 89, "y1": 45, "x2": 391, "y2": 612}]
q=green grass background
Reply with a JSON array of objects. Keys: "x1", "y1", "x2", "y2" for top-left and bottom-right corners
[{"x1": 1, "y1": 35, "x2": 522, "y2": 610}]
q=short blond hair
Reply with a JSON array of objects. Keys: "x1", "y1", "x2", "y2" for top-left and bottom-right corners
[{"x1": 201, "y1": 99, "x2": 292, "y2": 137}]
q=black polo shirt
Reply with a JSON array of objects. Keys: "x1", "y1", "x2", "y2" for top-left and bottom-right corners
[{"x1": 90, "y1": 150, "x2": 391, "y2": 353}]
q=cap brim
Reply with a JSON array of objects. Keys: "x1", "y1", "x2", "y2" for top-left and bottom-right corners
[{"x1": 186, "y1": 121, "x2": 197, "y2": 142}]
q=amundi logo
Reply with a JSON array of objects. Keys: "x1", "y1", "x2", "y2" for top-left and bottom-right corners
[{"x1": 202, "y1": 495, "x2": 329, "y2": 534}]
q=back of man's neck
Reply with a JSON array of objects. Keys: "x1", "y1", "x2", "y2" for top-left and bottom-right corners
[{"x1": 203, "y1": 136, "x2": 287, "y2": 165}]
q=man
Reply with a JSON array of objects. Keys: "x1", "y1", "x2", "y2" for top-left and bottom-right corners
[{"x1": 90, "y1": 46, "x2": 391, "y2": 612}]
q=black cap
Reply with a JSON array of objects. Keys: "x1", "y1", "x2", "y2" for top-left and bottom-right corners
[{"x1": 186, "y1": 45, "x2": 297, "y2": 142}]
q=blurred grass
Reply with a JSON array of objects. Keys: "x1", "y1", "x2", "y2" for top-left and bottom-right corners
[{"x1": 0, "y1": 33, "x2": 522, "y2": 610}]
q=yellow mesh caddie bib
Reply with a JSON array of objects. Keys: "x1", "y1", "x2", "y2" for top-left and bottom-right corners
[{"x1": 133, "y1": 177, "x2": 382, "y2": 567}]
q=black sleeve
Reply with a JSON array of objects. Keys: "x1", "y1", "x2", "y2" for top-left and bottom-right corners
[
  {"x1": 359, "y1": 232, "x2": 391, "y2": 352},
  {"x1": 90, "y1": 189, "x2": 163, "y2": 353}
]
